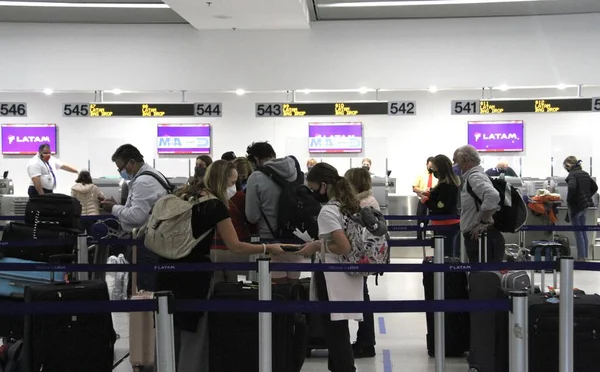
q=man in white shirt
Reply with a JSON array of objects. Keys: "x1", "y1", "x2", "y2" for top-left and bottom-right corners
[
  {"x1": 26, "y1": 143, "x2": 78, "y2": 196},
  {"x1": 100, "y1": 144, "x2": 172, "y2": 233}
]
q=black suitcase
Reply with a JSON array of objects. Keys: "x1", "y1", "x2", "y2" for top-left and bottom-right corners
[
  {"x1": 22, "y1": 280, "x2": 116, "y2": 372},
  {"x1": 209, "y1": 282, "x2": 307, "y2": 372},
  {"x1": 0, "y1": 297, "x2": 25, "y2": 339},
  {"x1": 0, "y1": 222, "x2": 78, "y2": 262},
  {"x1": 25, "y1": 193, "x2": 82, "y2": 229},
  {"x1": 529, "y1": 293, "x2": 600, "y2": 372},
  {"x1": 299, "y1": 277, "x2": 327, "y2": 357},
  {"x1": 422, "y1": 256, "x2": 470, "y2": 357}
]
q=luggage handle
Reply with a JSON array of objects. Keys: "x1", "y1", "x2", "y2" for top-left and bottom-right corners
[
  {"x1": 478, "y1": 231, "x2": 488, "y2": 263},
  {"x1": 529, "y1": 245, "x2": 559, "y2": 294},
  {"x1": 131, "y1": 228, "x2": 139, "y2": 295}
]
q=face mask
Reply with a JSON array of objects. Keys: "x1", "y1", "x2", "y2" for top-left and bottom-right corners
[
  {"x1": 120, "y1": 169, "x2": 131, "y2": 181},
  {"x1": 428, "y1": 168, "x2": 434, "y2": 174},
  {"x1": 41, "y1": 153, "x2": 51, "y2": 162},
  {"x1": 194, "y1": 166, "x2": 206, "y2": 178},
  {"x1": 498, "y1": 168, "x2": 506, "y2": 174},
  {"x1": 452, "y1": 164, "x2": 462, "y2": 177},
  {"x1": 226, "y1": 184, "x2": 237, "y2": 200},
  {"x1": 433, "y1": 171, "x2": 439, "y2": 179},
  {"x1": 312, "y1": 188, "x2": 329, "y2": 204},
  {"x1": 362, "y1": 165, "x2": 370, "y2": 171},
  {"x1": 307, "y1": 167, "x2": 313, "y2": 173}
]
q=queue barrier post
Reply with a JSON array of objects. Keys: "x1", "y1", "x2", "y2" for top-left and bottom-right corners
[
  {"x1": 559, "y1": 256, "x2": 574, "y2": 372},
  {"x1": 433, "y1": 235, "x2": 445, "y2": 372},
  {"x1": 154, "y1": 291, "x2": 176, "y2": 372},
  {"x1": 77, "y1": 234, "x2": 89, "y2": 281},
  {"x1": 258, "y1": 257, "x2": 272, "y2": 372},
  {"x1": 509, "y1": 291, "x2": 528, "y2": 372}
]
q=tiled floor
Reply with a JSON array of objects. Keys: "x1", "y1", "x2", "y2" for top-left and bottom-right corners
[{"x1": 113, "y1": 259, "x2": 600, "y2": 371}]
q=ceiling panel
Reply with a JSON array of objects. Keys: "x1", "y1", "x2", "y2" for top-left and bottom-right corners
[
  {"x1": 313, "y1": 0, "x2": 600, "y2": 20},
  {"x1": 0, "y1": 0, "x2": 187, "y2": 24}
]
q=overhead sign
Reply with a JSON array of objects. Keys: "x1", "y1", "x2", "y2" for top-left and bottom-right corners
[
  {"x1": 452, "y1": 98, "x2": 600, "y2": 115},
  {"x1": 62, "y1": 102, "x2": 222, "y2": 117},
  {"x1": 0, "y1": 103, "x2": 27, "y2": 117},
  {"x1": 255, "y1": 101, "x2": 417, "y2": 117}
]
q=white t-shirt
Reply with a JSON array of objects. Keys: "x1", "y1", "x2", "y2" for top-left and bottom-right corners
[
  {"x1": 312, "y1": 203, "x2": 364, "y2": 322},
  {"x1": 27, "y1": 155, "x2": 63, "y2": 190}
]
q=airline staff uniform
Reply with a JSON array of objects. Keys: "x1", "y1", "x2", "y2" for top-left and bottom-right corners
[{"x1": 27, "y1": 154, "x2": 62, "y2": 196}]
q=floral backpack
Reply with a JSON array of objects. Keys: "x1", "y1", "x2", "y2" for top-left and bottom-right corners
[{"x1": 328, "y1": 201, "x2": 389, "y2": 277}]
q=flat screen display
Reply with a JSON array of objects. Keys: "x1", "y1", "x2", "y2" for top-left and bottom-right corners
[
  {"x1": 308, "y1": 122, "x2": 363, "y2": 153},
  {"x1": 157, "y1": 124, "x2": 211, "y2": 154},
  {"x1": 468, "y1": 120, "x2": 524, "y2": 152},
  {"x1": 1, "y1": 124, "x2": 57, "y2": 155}
]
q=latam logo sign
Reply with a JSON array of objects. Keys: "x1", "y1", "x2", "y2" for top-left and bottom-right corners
[
  {"x1": 309, "y1": 136, "x2": 362, "y2": 153},
  {"x1": 468, "y1": 121, "x2": 524, "y2": 153},
  {"x1": 157, "y1": 136, "x2": 210, "y2": 148},
  {"x1": 7, "y1": 135, "x2": 51, "y2": 144}
]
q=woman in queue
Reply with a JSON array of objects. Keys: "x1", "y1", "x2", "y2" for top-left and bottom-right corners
[
  {"x1": 343, "y1": 167, "x2": 378, "y2": 358},
  {"x1": 157, "y1": 160, "x2": 284, "y2": 370},
  {"x1": 297, "y1": 162, "x2": 363, "y2": 372},
  {"x1": 210, "y1": 157, "x2": 258, "y2": 282},
  {"x1": 418, "y1": 154, "x2": 461, "y2": 257}
]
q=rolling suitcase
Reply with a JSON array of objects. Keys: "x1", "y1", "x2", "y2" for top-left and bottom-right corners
[
  {"x1": 25, "y1": 193, "x2": 82, "y2": 230},
  {"x1": 0, "y1": 222, "x2": 78, "y2": 262},
  {"x1": 22, "y1": 280, "x2": 116, "y2": 372},
  {"x1": 209, "y1": 281, "x2": 307, "y2": 372},
  {"x1": 129, "y1": 229, "x2": 155, "y2": 372},
  {"x1": 422, "y1": 256, "x2": 470, "y2": 357}
]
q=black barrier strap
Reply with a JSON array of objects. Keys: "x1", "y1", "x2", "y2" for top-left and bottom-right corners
[
  {"x1": 0, "y1": 298, "x2": 510, "y2": 315},
  {"x1": 384, "y1": 215, "x2": 460, "y2": 221}
]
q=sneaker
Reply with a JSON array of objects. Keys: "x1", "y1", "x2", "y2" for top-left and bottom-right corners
[{"x1": 352, "y1": 343, "x2": 376, "y2": 358}]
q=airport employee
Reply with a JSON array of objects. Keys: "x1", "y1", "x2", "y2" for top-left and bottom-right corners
[{"x1": 26, "y1": 143, "x2": 78, "y2": 196}]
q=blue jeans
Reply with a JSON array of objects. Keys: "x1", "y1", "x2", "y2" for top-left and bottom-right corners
[{"x1": 570, "y1": 210, "x2": 588, "y2": 259}]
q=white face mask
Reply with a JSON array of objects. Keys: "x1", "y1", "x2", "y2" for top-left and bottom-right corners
[{"x1": 226, "y1": 184, "x2": 237, "y2": 200}]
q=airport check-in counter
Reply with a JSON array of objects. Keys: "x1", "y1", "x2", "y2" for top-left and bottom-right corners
[
  {"x1": 371, "y1": 176, "x2": 396, "y2": 210},
  {"x1": 386, "y1": 194, "x2": 433, "y2": 259}
]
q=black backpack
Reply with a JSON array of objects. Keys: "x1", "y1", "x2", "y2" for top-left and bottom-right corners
[
  {"x1": 258, "y1": 165, "x2": 321, "y2": 241},
  {"x1": 466, "y1": 174, "x2": 527, "y2": 233}
]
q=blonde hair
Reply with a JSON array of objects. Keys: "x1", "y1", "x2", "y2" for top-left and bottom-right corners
[
  {"x1": 232, "y1": 157, "x2": 253, "y2": 184},
  {"x1": 203, "y1": 160, "x2": 236, "y2": 205}
]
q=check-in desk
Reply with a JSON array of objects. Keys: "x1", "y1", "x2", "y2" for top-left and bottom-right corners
[{"x1": 386, "y1": 194, "x2": 427, "y2": 259}]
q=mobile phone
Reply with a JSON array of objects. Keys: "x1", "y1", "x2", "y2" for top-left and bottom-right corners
[{"x1": 280, "y1": 244, "x2": 303, "y2": 252}]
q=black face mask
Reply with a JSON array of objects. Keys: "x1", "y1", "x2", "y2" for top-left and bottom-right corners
[
  {"x1": 433, "y1": 171, "x2": 440, "y2": 179},
  {"x1": 428, "y1": 168, "x2": 434, "y2": 174},
  {"x1": 312, "y1": 189, "x2": 329, "y2": 203},
  {"x1": 362, "y1": 165, "x2": 370, "y2": 171},
  {"x1": 194, "y1": 166, "x2": 206, "y2": 178}
]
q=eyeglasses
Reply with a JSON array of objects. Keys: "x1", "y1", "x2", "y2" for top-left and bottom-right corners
[{"x1": 117, "y1": 160, "x2": 131, "y2": 173}]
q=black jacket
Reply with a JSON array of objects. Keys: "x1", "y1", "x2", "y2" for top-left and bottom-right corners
[
  {"x1": 424, "y1": 182, "x2": 460, "y2": 216},
  {"x1": 566, "y1": 166, "x2": 598, "y2": 215}
]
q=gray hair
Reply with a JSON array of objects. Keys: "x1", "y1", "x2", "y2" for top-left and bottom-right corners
[{"x1": 455, "y1": 145, "x2": 481, "y2": 165}]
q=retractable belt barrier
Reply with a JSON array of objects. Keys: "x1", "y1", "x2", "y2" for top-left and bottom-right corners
[{"x1": 0, "y1": 214, "x2": 595, "y2": 372}]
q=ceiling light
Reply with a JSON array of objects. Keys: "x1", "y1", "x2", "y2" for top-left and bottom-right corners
[
  {"x1": 43, "y1": 88, "x2": 53, "y2": 95},
  {"x1": 235, "y1": 89, "x2": 246, "y2": 96},
  {"x1": 557, "y1": 83, "x2": 567, "y2": 90},
  {"x1": 318, "y1": 0, "x2": 544, "y2": 7},
  {"x1": 0, "y1": 1, "x2": 169, "y2": 8},
  {"x1": 109, "y1": 89, "x2": 123, "y2": 95},
  {"x1": 428, "y1": 86, "x2": 438, "y2": 93},
  {"x1": 358, "y1": 87, "x2": 371, "y2": 94},
  {"x1": 299, "y1": 89, "x2": 311, "y2": 94},
  {"x1": 499, "y1": 84, "x2": 509, "y2": 92}
]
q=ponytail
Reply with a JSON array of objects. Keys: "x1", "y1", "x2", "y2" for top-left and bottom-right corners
[{"x1": 332, "y1": 176, "x2": 360, "y2": 215}]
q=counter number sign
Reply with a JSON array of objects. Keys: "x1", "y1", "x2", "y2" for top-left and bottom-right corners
[
  {"x1": 388, "y1": 101, "x2": 416, "y2": 115},
  {"x1": 593, "y1": 97, "x2": 600, "y2": 112},
  {"x1": 255, "y1": 103, "x2": 283, "y2": 117},
  {"x1": 452, "y1": 100, "x2": 480, "y2": 115},
  {"x1": 194, "y1": 103, "x2": 222, "y2": 117},
  {"x1": 63, "y1": 103, "x2": 90, "y2": 117},
  {"x1": 0, "y1": 103, "x2": 27, "y2": 117}
]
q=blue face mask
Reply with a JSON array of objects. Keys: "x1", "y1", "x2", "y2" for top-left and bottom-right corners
[
  {"x1": 452, "y1": 164, "x2": 462, "y2": 177},
  {"x1": 120, "y1": 169, "x2": 131, "y2": 181}
]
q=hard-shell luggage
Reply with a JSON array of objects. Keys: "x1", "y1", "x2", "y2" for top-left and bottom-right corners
[
  {"x1": 0, "y1": 257, "x2": 68, "y2": 298},
  {"x1": 209, "y1": 281, "x2": 307, "y2": 372},
  {"x1": 128, "y1": 229, "x2": 155, "y2": 372},
  {"x1": 0, "y1": 222, "x2": 78, "y2": 262},
  {"x1": 25, "y1": 193, "x2": 82, "y2": 229},
  {"x1": 299, "y1": 277, "x2": 326, "y2": 357},
  {"x1": 500, "y1": 271, "x2": 530, "y2": 291},
  {"x1": 529, "y1": 293, "x2": 600, "y2": 372},
  {"x1": 422, "y1": 256, "x2": 470, "y2": 357},
  {"x1": 22, "y1": 280, "x2": 116, "y2": 372}
]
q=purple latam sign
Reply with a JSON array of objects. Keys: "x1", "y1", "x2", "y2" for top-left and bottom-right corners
[
  {"x1": 157, "y1": 124, "x2": 211, "y2": 154},
  {"x1": 1, "y1": 124, "x2": 57, "y2": 155},
  {"x1": 308, "y1": 122, "x2": 363, "y2": 153},
  {"x1": 468, "y1": 120, "x2": 524, "y2": 152}
]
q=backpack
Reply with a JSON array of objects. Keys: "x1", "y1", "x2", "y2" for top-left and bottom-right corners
[
  {"x1": 466, "y1": 173, "x2": 527, "y2": 233},
  {"x1": 121, "y1": 171, "x2": 175, "y2": 204},
  {"x1": 329, "y1": 202, "x2": 389, "y2": 277},
  {"x1": 258, "y1": 165, "x2": 321, "y2": 241},
  {"x1": 139, "y1": 194, "x2": 217, "y2": 260}
]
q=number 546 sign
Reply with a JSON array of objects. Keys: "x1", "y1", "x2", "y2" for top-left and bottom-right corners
[{"x1": 0, "y1": 103, "x2": 27, "y2": 117}]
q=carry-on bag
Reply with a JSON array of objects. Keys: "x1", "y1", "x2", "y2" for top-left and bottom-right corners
[
  {"x1": 25, "y1": 193, "x2": 82, "y2": 229},
  {"x1": 299, "y1": 277, "x2": 327, "y2": 357},
  {"x1": 129, "y1": 229, "x2": 155, "y2": 372},
  {"x1": 0, "y1": 222, "x2": 78, "y2": 262},
  {"x1": 422, "y1": 256, "x2": 470, "y2": 357},
  {"x1": 0, "y1": 257, "x2": 69, "y2": 298},
  {"x1": 21, "y1": 280, "x2": 116, "y2": 372},
  {"x1": 529, "y1": 242, "x2": 560, "y2": 292},
  {"x1": 209, "y1": 281, "x2": 307, "y2": 372}
]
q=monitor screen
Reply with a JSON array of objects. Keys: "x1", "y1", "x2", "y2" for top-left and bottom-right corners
[
  {"x1": 157, "y1": 124, "x2": 211, "y2": 154},
  {"x1": 1, "y1": 124, "x2": 57, "y2": 155},
  {"x1": 308, "y1": 122, "x2": 363, "y2": 153},
  {"x1": 468, "y1": 120, "x2": 524, "y2": 152}
]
